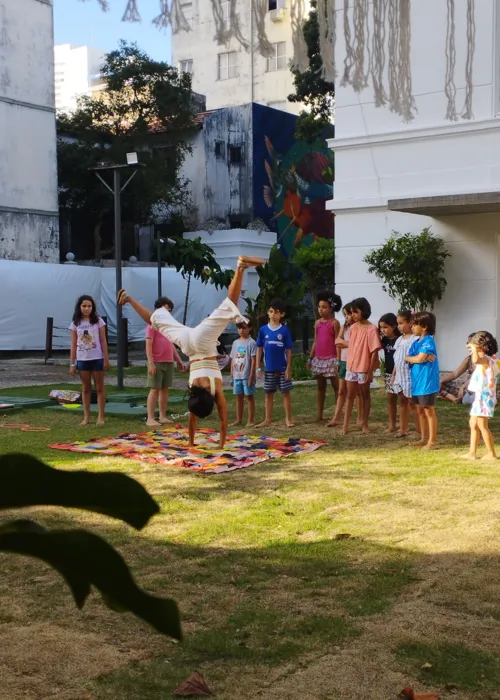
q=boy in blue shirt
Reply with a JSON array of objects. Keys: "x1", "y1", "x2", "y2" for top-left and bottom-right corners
[
  {"x1": 406, "y1": 311, "x2": 439, "y2": 450},
  {"x1": 256, "y1": 299, "x2": 294, "y2": 428}
]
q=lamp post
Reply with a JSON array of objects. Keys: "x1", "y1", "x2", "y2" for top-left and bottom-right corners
[
  {"x1": 156, "y1": 236, "x2": 175, "y2": 298},
  {"x1": 91, "y1": 153, "x2": 144, "y2": 391}
]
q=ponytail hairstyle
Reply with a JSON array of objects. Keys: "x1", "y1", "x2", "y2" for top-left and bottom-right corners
[
  {"x1": 378, "y1": 312, "x2": 400, "y2": 339},
  {"x1": 468, "y1": 331, "x2": 499, "y2": 357}
]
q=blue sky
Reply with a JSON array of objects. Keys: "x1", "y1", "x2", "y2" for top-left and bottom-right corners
[{"x1": 54, "y1": 0, "x2": 172, "y2": 62}]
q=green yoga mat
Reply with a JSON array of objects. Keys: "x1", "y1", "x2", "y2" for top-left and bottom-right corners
[
  {"x1": 0, "y1": 396, "x2": 52, "y2": 408},
  {"x1": 107, "y1": 393, "x2": 184, "y2": 404},
  {"x1": 46, "y1": 402, "x2": 148, "y2": 417}
]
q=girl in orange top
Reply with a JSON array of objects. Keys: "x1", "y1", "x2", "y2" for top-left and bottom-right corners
[{"x1": 342, "y1": 297, "x2": 382, "y2": 435}]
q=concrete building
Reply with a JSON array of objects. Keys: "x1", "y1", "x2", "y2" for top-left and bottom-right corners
[
  {"x1": 329, "y1": 0, "x2": 500, "y2": 369},
  {"x1": 171, "y1": 0, "x2": 304, "y2": 113},
  {"x1": 0, "y1": 0, "x2": 59, "y2": 263},
  {"x1": 54, "y1": 44, "x2": 105, "y2": 114}
]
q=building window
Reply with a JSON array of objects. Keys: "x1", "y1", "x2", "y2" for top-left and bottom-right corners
[
  {"x1": 181, "y1": 1, "x2": 193, "y2": 25},
  {"x1": 215, "y1": 140, "x2": 225, "y2": 159},
  {"x1": 266, "y1": 42, "x2": 287, "y2": 72},
  {"x1": 221, "y1": 0, "x2": 231, "y2": 30},
  {"x1": 229, "y1": 145, "x2": 244, "y2": 164},
  {"x1": 218, "y1": 52, "x2": 237, "y2": 80},
  {"x1": 179, "y1": 59, "x2": 193, "y2": 74},
  {"x1": 268, "y1": 0, "x2": 286, "y2": 9}
]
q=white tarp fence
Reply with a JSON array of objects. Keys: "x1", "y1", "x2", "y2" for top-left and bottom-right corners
[{"x1": 0, "y1": 260, "x2": 227, "y2": 351}]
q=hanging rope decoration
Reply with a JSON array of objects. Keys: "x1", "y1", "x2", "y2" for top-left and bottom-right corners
[
  {"x1": 445, "y1": 0, "x2": 458, "y2": 121},
  {"x1": 462, "y1": 0, "x2": 476, "y2": 120},
  {"x1": 317, "y1": 0, "x2": 337, "y2": 82},
  {"x1": 122, "y1": 0, "x2": 141, "y2": 23},
  {"x1": 87, "y1": 0, "x2": 477, "y2": 124}
]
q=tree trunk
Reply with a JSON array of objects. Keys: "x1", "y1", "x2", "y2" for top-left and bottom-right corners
[
  {"x1": 93, "y1": 218, "x2": 104, "y2": 260},
  {"x1": 182, "y1": 273, "x2": 191, "y2": 325}
]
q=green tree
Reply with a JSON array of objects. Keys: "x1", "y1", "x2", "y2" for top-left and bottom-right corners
[
  {"x1": 293, "y1": 238, "x2": 335, "y2": 316},
  {"x1": 0, "y1": 454, "x2": 181, "y2": 639},
  {"x1": 244, "y1": 245, "x2": 306, "y2": 329},
  {"x1": 363, "y1": 227, "x2": 451, "y2": 311},
  {"x1": 57, "y1": 41, "x2": 196, "y2": 258},
  {"x1": 288, "y1": 0, "x2": 335, "y2": 143}
]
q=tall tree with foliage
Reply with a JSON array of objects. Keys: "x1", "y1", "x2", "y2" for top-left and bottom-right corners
[
  {"x1": 57, "y1": 41, "x2": 196, "y2": 258},
  {"x1": 288, "y1": 0, "x2": 335, "y2": 143},
  {"x1": 293, "y1": 239, "x2": 335, "y2": 317},
  {"x1": 363, "y1": 228, "x2": 451, "y2": 311}
]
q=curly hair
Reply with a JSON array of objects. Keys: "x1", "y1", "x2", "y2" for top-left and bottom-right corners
[
  {"x1": 468, "y1": 331, "x2": 499, "y2": 357},
  {"x1": 188, "y1": 385, "x2": 215, "y2": 418},
  {"x1": 317, "y1": 290, "x2": 342, "y2": 313}
]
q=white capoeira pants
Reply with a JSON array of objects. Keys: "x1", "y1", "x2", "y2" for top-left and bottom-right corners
[{"x1": 150, "y1": 297, "x2": 247, "y2": 361}]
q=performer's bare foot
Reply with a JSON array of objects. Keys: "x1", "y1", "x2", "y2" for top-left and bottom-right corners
[
  {"x1": 158, "y1": 416, "x2": 173, "y2": 424},
  {"x1": 237, "y1": 255, "x2": 267, "y2": 269},
  {"x1": 481, "y1": 453, "x2": 499, "y2": 461},
  {"x1": 147, "y1": 419, "x2": 161, "y2": 427},
  {"x1": 117, "y1": 288, "x2": 128, "y2": 305},
  {"x1": 460, "y1": 452, "x2": 477, "y2": 460},
  {"x1": 80, "y1": 418, "x2": 90, "y2": 426},
  {"x1": 256, "y1": 420, "x2": 271, "y2": 428}
]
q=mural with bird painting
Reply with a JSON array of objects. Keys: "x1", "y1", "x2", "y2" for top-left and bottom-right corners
[{"x1": 263, "y1": 136, "x2": 334, "y2": 258}]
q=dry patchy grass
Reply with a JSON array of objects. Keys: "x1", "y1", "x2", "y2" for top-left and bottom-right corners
[{"x1": 2, "y1": 386, "x2": 500, "y2": 698}]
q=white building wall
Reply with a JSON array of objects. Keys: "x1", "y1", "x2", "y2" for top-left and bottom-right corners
[
  {"x1": 171, "y1": 1, "x2": 305, "y2": 113},
  {"x1": 54, "y1": 44, "x2": 105, "y2": 114},
  {"x1": 330, "y1": 0, "x2": 500, "y2": 369},
  {"x1": 0, "y1": 0, "x2": 59, "y2": 262}
]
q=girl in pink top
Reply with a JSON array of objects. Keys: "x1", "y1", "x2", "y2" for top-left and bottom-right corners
[
  {"x1": 343, "y1": 297, "x2": 382, "y2": 435},
  {"x1": 308, "y1": 291, "x2": 342, "y2": 421}
]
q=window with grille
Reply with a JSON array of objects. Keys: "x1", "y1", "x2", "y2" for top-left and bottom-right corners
[
  {"x1": 218, "y1": 52, "x2": 237, "y2": 80},
  {"x1": 266, "y1": 42, "x2": 287, "y2": 72},
  {"x1": 221, "y1": 0, "x2": 231, "y2": 30},
  {"x1": 215, "y1": 140, "x2": 225, "y2": 159},
  {"x1": 181, "y1": 1, "x2": 193, "y2": 26},
  {"x1": 179, "y1": 59, "x2": 193, "y2": 74},
  {"x1": 229, "y1": 145, "x2": 244, "y2": 164}
]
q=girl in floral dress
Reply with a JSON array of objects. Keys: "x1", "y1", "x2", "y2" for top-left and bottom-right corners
[{"x1": 464, "y1": 331, "x2": 500, "y2": 461}]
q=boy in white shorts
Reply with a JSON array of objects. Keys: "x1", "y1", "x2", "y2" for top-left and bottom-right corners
[{"x1": 117, "y1": 256, "x2": 264, "y2": 448}]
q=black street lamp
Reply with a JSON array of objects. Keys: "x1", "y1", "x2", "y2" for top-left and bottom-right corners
[
  {"x1": 156, "y1": 236, "x2": 176, "y2": 298},
  {"x1": 91, "y1": 153, "x2": 144, "y2": 391}
]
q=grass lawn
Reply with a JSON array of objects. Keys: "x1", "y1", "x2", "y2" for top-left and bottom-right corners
[{"x1": 2, "y1": 385, "x2": 500, "y2": 699}]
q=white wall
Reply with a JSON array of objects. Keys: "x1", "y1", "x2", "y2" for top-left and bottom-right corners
[
  {"x1": 330, "y1": 0, "x2": 500, "y2": 369},
  {"x1": 0, "y1": 0, "x2": 59, "y2": 262},
  {"x1": 54, "y1": 44, "x2": 105, "y2": 114},
  {"x1": 171, "y1": 1, "x2": 303, "y2": 113}
]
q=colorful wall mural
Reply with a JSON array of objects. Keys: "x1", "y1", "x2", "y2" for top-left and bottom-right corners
[{"x1": 252, "y1": 103, "x2": 334, "y2": 259}]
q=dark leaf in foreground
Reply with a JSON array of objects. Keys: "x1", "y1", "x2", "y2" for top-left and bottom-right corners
[
  {"x1": 0, "y1": 527, "x2": 181, "y2": 639},
  {"x1": 0, "y1": 453, "x2": 159, "y2": 529},
  {"x1": 174, "y1": 671, "x2": 214, "y2": 696}
]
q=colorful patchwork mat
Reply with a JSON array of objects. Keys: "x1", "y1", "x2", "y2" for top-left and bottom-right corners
[{"x1": 50, "y1": 427, "x2": 326, "y2": 474}]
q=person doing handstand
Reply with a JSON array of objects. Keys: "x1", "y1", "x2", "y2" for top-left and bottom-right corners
[{"x1": 117, "y1": 256, "x2": 264, "y2": 449}]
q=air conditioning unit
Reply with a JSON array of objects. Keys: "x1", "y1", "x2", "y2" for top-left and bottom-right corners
[{"x1": 270, "y1": 7, "x2": 286, "y2": 22}]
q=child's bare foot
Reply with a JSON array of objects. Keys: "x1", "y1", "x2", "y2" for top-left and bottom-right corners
[
  {"x1": 158, "y1": 416, "x2": 173, "y2": 424},
  {"x1": 96, "y1": 419, "x2": 105, "y2": 426},
  {"x1": 256, "y1": 420, "x2": 271, "y2": 428},
  {"x1": 80, "y1": 418, "x2": 90, "y2": 426},
  {"x1": 386, "y1": 427, "x2": 398, "y2": 434},
  {"x1": 314, "y1": 416, "x2": 325, "y2": 423},
  {"x1": 286, "y1": 421, "x2": 295, "y2": 428},
  {"x1": 412, "y1": 439, "x2": 427, "y2": 447},
  {"x1": 340, "y1": 428, "x2": 349, "y2": 435},
  {"x1": 229, "y1": 421, "x2": 243, "y2": 427},
  {"x1": 396, "y1": 431, "x2": 409, "y2": 438},
  {"x1": 147, "y1": 419, "x2": 161, "y2": 427},
  {"x1": 246, "y1": 421, "x2": 255, "y2": 428},
  {"x1": 356, "y1": 420, "x2": 363, "y2": 427},
  {"x1": 327, "y1": 419, "x2": 341, "y2": 427},
  {"x1": 422, "y1": 442, "x2": 437, "y2": 451},
  {"x1": 481, "y1": 453, "x2": 499, "y2": 461},
  {"x1": 361, "y1": 426, "x2": 370, "y2": 434},
  {"x1": 461, "y1": 452, "x2": 477, "y2": 460}
]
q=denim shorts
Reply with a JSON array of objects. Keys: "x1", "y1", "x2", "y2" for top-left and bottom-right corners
[
  {"x1": 76, "y1": 359, "x2": 104, "y2": 372},
  {"x1": 233, "y1": 379, "x2": 256, "y2": 396}
]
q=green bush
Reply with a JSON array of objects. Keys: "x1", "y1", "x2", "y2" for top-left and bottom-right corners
[{"x1": 292, "y1": 353, "x2": 314, "y2": 381}]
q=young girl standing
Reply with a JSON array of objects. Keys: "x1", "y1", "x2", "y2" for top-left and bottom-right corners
[
  {"x1": 379, "y1": 313, "x2": 400, "y2": 433},
  {"x1": 308, "y1": 291, "x2": 342, "y2": 421},
  {"x1": 343, "y1": 297, "x2": 382, "y2": 434},
  {"x1": 463, "y1": 331, "x2": 500, "y2": 461},
  {"x1": 328, "y1": 302, "x2": 362, "y2": 427},
  {"x1": 391, "y1": 311, "x2": 420, "y2": 438},
  {"x1": 406, "y1": 311, "x2": 440, "y2": 449},
  {"x1": 69, "y1": 295, "x2": 110, "y2": 425}
]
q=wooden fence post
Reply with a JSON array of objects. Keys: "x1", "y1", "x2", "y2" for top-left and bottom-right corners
[{"x1": 44, "y1": 317, "x2": 54, "y2": 364}]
